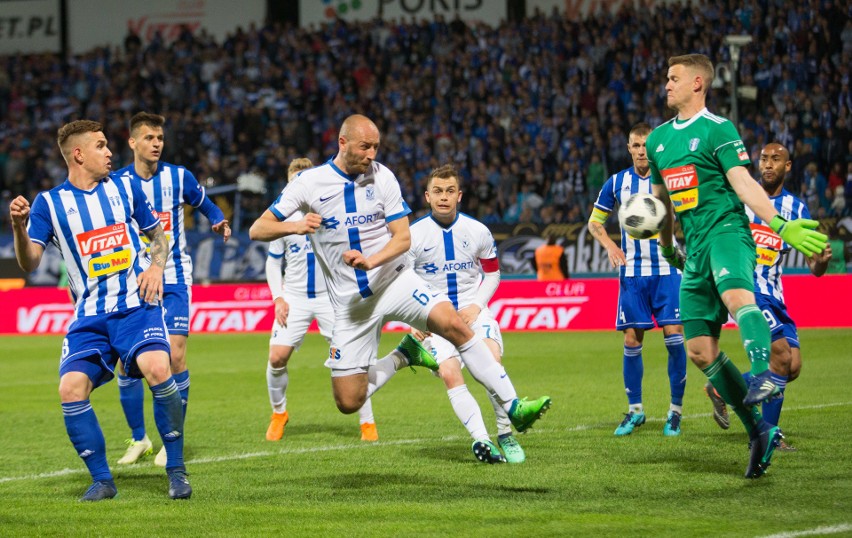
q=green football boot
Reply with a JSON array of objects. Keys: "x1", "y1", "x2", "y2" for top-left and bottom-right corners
[
  {"x1": 497, "y1": 433, "x2": 526, "y2": 463},
  {"x1": 508, "y1": 396, "x2": 551, "y2": 433},
  {"x1": 396, "y1": 334, "x2": 439, "y2": 372}
]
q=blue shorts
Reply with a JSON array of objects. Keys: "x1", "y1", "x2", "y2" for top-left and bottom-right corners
[
  {"x1": 163, "y1": 284, "x2": 191, "y2": 336},
  {"x1": 756, "y1": 293, "x2": 799, "y2": 348},
  {"x1": 616, "y1": 273, "x2": 682, "y2": 330},
  {"x1": 58, "y1": 303, "x2": 170, "y2": 388}
]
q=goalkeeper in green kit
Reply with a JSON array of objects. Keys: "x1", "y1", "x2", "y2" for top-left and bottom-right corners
[{"x1": 646, "y1": 54, "x2": 828, "y2": 478}]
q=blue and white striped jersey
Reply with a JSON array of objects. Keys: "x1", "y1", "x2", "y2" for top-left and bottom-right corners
[
  {"x1": 408, "y1": 213, "x2": 497, "y2": 310},
  {"x1": 27, "y1": 175, "x2": 160, "y2": 317},
  {"x1": 592, "y1": 167, "x2": 676, "y2": 278},
  {"x1": 744, "y1": 188, "x2": 808, "y2": 303},
  {"x1": 268, "y1": 159, "x2": 411, "y2": 308},
  {"x1": 268, "y1": 211, "x2": 327, "y2": 299},
  {"x1": 117, "y1": 162, "x2": 223, "y2": 286}
]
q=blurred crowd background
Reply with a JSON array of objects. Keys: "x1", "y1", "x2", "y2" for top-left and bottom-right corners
[{"x1": 1, "y1": 0, "x2": 850, "y2": 232}]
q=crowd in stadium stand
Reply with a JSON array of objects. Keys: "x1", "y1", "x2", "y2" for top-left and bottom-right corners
[{"x1": 1, "y1": 0, "x2": 851, "y2": 231}]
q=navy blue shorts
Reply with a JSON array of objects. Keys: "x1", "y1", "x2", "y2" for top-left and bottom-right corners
[
  {"x1": 58, "y1": 303, "x2": 170, "y2": 388},
  {"x1": 163, "y1": 284, "x2": 191, "y2": 336},
  {"x1": 616, "y1": 273, "x2": 682, "y2": 330},
  {"x1": 756, "y1": 293, "x2": 799, "y2": 348}
]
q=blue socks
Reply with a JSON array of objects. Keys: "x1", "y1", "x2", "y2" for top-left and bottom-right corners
[
  {"x1": 117, "y1": 374, "x2": 146, "y2": 441},
  {"x1": 62, "y1": 400, "x2": 112, "y2": 482},
  {"x1": 150, "y1": 378, "x2": 185, "y2": 470},
  {"x1": 664, "y1": 334, "x2": 687, "y2": 407},
  {"x1": 623, "y1": 345, "x2": 643, "y2": 405},
  {"x1": 173, "y1": 370, "x2": 190, "y2": 419}
]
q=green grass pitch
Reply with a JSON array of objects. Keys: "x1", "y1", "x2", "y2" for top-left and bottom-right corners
[{"x1": 0, "y1": 329, "x2": 850, "y2": 536}]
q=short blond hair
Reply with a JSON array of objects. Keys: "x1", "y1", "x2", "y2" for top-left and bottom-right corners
[
  {"x1": 57, "y1": 120, "x2": 103, "y2": 160},
  {"x1": 288, "y1": 157, "x2": 313, "y2": 181},
  {"x1": 669, "y1": 54, "x2": 714, "y2": 93}
]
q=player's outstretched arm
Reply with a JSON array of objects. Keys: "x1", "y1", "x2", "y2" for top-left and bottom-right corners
[
  {"x1": 138, "y1": 223, "x2": 167, "y2": 303},
  {"x1": 727, "y1": 166, "x2": 828, "y2": 256},
  {"x1": 10, "y1": 196, "x2": 44, "y2": 272},
  {"x1": 250, "y1": 210, "x2": 321, "y2": 241}
]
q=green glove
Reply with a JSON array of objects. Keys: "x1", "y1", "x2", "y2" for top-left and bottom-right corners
[
  {"x1": 661, "y1": 245, "x2": 685, "y2": 271},
  {"x1": 769, "y1": 216, "x2": 828, "y2": 257}
]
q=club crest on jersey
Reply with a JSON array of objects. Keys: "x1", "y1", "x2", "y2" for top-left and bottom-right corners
[
  {"x1": 76, "y1": 224, "x2": 129, "y2": 256},
  {"x1": 88, "y1": 249, "x2": 132, "y2": 277},
  {"x1": 366, "y1": 185, "x2": 375, "y2": 201},
  {"x1": 688, "y1": 138, "x2": 700, "y2": 151}
]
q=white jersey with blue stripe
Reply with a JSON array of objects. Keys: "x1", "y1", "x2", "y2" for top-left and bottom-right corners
[
  {"x1": 268, "y1": 211, "x2": 327, "y2": 299},
  {"x1": 27, "y1": 175, "x2": 159, "y2": 317},
  {"x1": 268, "y1": 159, "x2": 411, "y2": 308},
  {"x1": 408, "y1": 213, "x2": 497, "y2": 310},
  {"x1": 593, "y1": 167, "x2": 675, "y2": 278},
  {"x1": 744, "y1": 188, "x2": 808, "y2": 303},
  {"x1": 116, "y1": 162, "x2": 210, "y2": 286}
]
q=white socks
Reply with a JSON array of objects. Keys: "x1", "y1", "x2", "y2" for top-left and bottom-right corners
[
  {"x1": 457, "y1": 338, "x2": 517, "y2": 410},
  {"x1": 367, "y1": 349, "x2": 405, "y2": 398},
  {"x1": 447, "y1": 385, "x2": 488, "y2": 441},
  {"x1": 267, "y1": 363, "x2": 288, "y2": 414},
  {"x1": 489, "y1": 392, "x2": 513, "y2": 436}
]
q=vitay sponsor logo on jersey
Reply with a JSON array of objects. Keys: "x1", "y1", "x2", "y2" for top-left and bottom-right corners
[
  {"x1": 140, "y1": 211, "x2": 172, "y2": 245},
  {"x1": 750, "y1": 223, "x2": 782, "y2": 265},
  {"x1": 77, "y1": 223, "x2": 129, "y2": 255},
  {"x1": 662, "y1": 164, "x2": 698, "y2": 212},
  {"x1": 76, "y1": 224, "x2": 132, "y2": 277}
]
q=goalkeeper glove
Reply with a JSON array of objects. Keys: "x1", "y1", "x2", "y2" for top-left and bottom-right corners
[
  {"x1": 769, "y1": 216, "x2": 828, "y2": 257},
  {"x1": 660, "y1": 244, "x2": 685, "y2": 271}
]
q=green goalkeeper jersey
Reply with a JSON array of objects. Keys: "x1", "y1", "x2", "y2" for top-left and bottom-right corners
[{"x1": 646, "y1": 108, "x2": 754, "y2": 251}]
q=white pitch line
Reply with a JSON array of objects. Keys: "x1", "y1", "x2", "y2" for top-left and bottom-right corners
[
  {"x1": 757, "y1": 523, "x2": 852, "y2": 538},
  {"x1": 1, "y1": 401, "x2": 850, "y2": 485}
]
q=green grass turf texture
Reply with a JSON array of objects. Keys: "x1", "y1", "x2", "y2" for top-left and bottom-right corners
[{"x1": 0, "y1": 329, "x2": 849, "y2": 537}]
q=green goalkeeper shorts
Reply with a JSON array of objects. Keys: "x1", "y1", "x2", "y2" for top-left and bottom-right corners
[{"x1": 680, "y1": 230, "x2": 756, "y2": 340}]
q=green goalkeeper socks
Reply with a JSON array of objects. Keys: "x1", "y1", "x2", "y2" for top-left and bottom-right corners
[
  {"x1": 736, "y1": 304, "x2": 771, "y2": 376},
  {"x1": 702, "y1": 352, "x2": 761, "y2": 436}
]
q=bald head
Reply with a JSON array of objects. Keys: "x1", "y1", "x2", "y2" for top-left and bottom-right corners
[
  {"x1": 340, "y1": 114, "x2": 379, "y2": 140},
  {"x1": 335, "y1": 114, "x2": 380, "y2": 176}
]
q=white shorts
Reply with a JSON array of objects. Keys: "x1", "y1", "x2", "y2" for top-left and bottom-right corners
[
  {"x1": 270, "y1": 294, "x2": 334, "y2": 349},
  {"x1": 325, "y1": 268, "x2": 447, "y2": 371},
  {"x1": 423, "y1": 307, "x2": 503, "y2": 365}
]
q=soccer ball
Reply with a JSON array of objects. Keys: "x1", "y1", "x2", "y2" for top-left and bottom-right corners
[{"x1": 619, "y1": 193, "x2": 667, "y2": 239}]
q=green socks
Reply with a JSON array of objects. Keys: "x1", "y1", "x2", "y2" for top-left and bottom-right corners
[
  {"x1": 702, "y1": 352, "x2": 761, "y2": 436},
  {"x1": 736, "y1": 304, "x2": 771, "y2": 375}
]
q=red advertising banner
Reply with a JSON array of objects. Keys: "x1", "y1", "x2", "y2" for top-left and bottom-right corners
[{"x1": 2, "y1": 276, "x2": 849, "y2": 335}]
